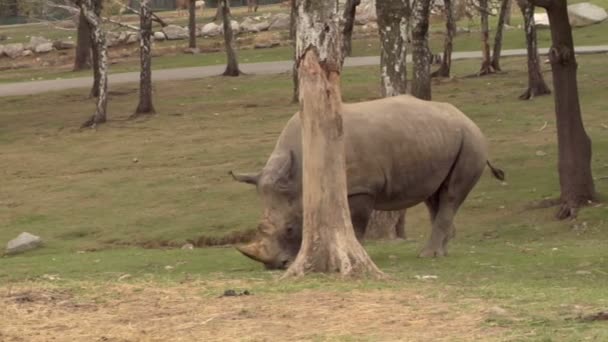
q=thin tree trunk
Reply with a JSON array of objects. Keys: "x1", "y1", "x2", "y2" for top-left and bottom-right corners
[
  {"x1": 221, "y1": 0, "x2": 240, "y2": 76},
  {"x1": 517, "y1": 0, "x2": 551, "y2": 100},
  {"x1": 478, "y1": 0, "x2": 495, "y2": 75},
  {"x1": 365, "y1": 211, "x2": 406, "y2": 240},
  {"x1": 411, "y1": 0, "x2": 432, "y2": 100},
  {"x1": 376, "y1": 0, "x2": 410, "y2": 97},
  {"x1": 291, "y1": 0, "x2": 299, "y2": 103},
  {"x1": 432, "y1": 0, "x2": 454, "y2": 77},
  {"x1": 491, "y1": 0, "x2": 510, "y2": 71},
  {"x1": 213, "y1": 1, "x2": 230, "y2": 21},
  {"x1": 505, "y1": 0, "x2": 513, "y2": 25},
  {"x1": 342, "y1": 0, "x2": 360, "y2": 60},
  {"x1": 133, "y1": 0, "x2": 155, "y2": 116},
  {"x1": 531, "y1": 0, "x2": 596, "y2": 219},
  {"x1": 188, "y1": 0, "x2": 197, "y2": 49},
  {"x1": 284, "y1": 0, "x2": 383, "y2": 278},
  {"x1": 79, "y1": 0, "x2": 108, "y2": 128},
  {"x1": 73, "y1": 10, "x2": 92, "y2": 71}
]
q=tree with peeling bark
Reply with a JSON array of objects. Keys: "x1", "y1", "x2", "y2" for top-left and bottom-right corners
[
  {"x1": 517, "y1": 0, "x2": 551, "y2": 100},
  {"x1": 76, "y1": 0, "x2": 108, "y2": 128},
  {"x1": 290, "y1": 0, "x2": 299, "y2": 103},
  {"x1": 478, "y1": 0, "x2": 495, "y2": 75},
  {"x1": 432, "y1": 0, "x2": 455, "y2": 78},
  {"x1": 411, "y1": 0, "x2": 432, "y2": 100},
  {"x1": 132, "y1": 0, "x2": 155, "y2": 117},
  {"x1": 342, "y1": 0, "x2": 360, "y2": 60},
  {"x1": 188, "y1": 0, "x2": 197, "y2": 50},
  {"x1": 490, "y1": 0, "x2": 510, "y2": 71},
  {"x1": 376, "y1": 0, "x2": 410, "y2": 97},
  {"x1": 74, "y1": 10, "x2": 92, "y2": 71},
  {"x1": 530, "y1": 0, "x2": 596, "y2": 219},
  {"x1": 220, "y1": 0, "x2": 241, "y2": 76},
  {"x1": 283, "y1": 0, "x2": 383, "y2": 278}
]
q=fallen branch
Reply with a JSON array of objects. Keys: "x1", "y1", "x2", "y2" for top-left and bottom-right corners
[
  {"x1": 537, "y1": 121, "x2": 547, "y2": 132},
  {"x1": 103, "y1": 17, "x2": 139, "y2": 31}
]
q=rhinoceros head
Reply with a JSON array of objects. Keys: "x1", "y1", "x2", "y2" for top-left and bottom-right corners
[{"x1": 230, "y1": 151, "x2": 302, "y2": 269}]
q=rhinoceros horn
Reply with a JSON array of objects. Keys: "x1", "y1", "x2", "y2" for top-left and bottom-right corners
[
  {"x1": 235, "y1": 241, "x2": 272, "y2": 264},
  {"x1": 229, "y1": 171, "x2": 260, "y2": 185}
]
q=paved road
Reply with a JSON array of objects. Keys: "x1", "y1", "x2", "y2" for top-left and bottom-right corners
[{"x1": 1, "y1": 45, "x2": 607, "y2": 97}]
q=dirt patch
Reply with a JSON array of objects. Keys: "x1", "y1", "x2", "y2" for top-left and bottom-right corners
[
  {"x1": 107, "y1": 229, "x2": 256, "y2": 250},
  {"x1": 0, "y1": 281, "x2": 505, "y2": 342}
]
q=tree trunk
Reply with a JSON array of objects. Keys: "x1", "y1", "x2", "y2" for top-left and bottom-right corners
[
  {"x1": 505, "y1": 0, "x2": 513, "y2": 25},
  {"x1": 376, "y1": 0, "x2": 410, "y2": 97},
  {"x1": 73, "y1": 10, "x2": 92, "y2": 71},
  {"x1": 531, "y1": 0, "x2": 596, "y2": 219},
  {"x1": 365, "y1": 210, "x2": 406, "y2": 240},
  {"x1": 247, "y1": 0, "x2": 258, "y2": 12},
  {"x1": 79, "y1": 0, "x2": 108, "y2": 128},
  {"x1": 411, "y1": 0, "x2": 432, "y2": 100},
  {"x1": 213, "y1": 1, "x2": 230, "y2": 21},
  {"x1": 133, "y1": 0, "x2": 155, "y2": 116},
  {"x1": 188, "y1": 0, "x2": 197, "y2": 49},
  {"x1": 432, "y1": 0, "x2": 454, "y2": 77},
  {"x1": 342, "y1": 0, "x2": 360, "y2": 60},
  {"x1": 221, "y1": 0, "x2": 240, "y2": 76},
  {"x1": 284, "y1": 0, "x2": 383, "y2": 278},
  {"x1": 478, "y1": 0, "x2": 495, "y2": 75},
  {"x1": 517, "y1": 0, "x2": 551, "y2": 100},
  {"x1": 291, "y1": 0, "x2": 299, "y2": 103},
  {"x1": 491, "y1": 0, "x2": 510, "y2": 71}
]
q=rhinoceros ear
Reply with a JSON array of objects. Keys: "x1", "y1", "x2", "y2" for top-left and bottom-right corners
[
  {"x1": 229, "y1": 171, "x2": 260, "y2": 185},
  {"x1": 267, "y1": 150, "x2": 296, "y2": 188}
]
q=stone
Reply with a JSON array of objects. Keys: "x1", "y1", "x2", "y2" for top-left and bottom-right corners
[
  {"x1": 268, "y1": 13, "x2": 290, "y2": 30},
  {"x1": 27, "y1": 36, "x2": 50, "y2": 51},
  {"x1": 34, "y1": 42, "x2": 53, "y2": 53},
  {"x1": 219, "y1": 20, "x2": 241, "y2": 35},
  {"x1": 106, "y1": 31, "x2": 121, "y2": 47},
  {"x1": 181, "y1": 243, "x2": 194, "y2": 250},
  {"x1": 126, "y1": 33, "x2": 139, "y2": 45},
  {"x1": 153, "y1": 31, "x2": 166, "y2": 41},
  {"x1": 568, "y1": 3, "x2": 608, "y2": 27},
  {"x1": 118, "y1": 31, "x2": 129, "y2": 43},
  {"x1": 163, "y1": 24, "x2": 189, "y2": 40},
  {"x1": 201, "y1": 22, "x2": 221, "y2": 37},
  {"x1": 53, "y1": 39, "x2": 76, "y2": 50},
  {"x1": 4, "y1": 43, "x2": 24, "y2": 58},
  {"x1": 534, "y1": 13, "x2": 550, "y2": 28},
  {"x1": 240, "y1": 17, "x2": 271, "y2": 33},
  {"x1": 253, "y1": 32, "x2": 281, "y2": 49},
  {"x1": 354, "y1": 0, "x2": 377, "y2": 25},
  {"x1": 6, "y1": 232, "x2": 43, "y2": 255}
]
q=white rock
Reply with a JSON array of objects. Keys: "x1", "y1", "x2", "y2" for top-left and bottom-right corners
[
  {"x1": 219, "y1": 20, "x2": 241, "y2": 34},
  {"x1": 534, "y1": 13, "x2": 550, "y2": 28},
  {"x1": 153, "y1": 31, "x2": 166, "y2": 41},
  {"x1": 201, "y1": 22, "x2": 221, "y2": 37},
  {"x1": 22, "y1": 49, "x2": 33, "y2": 57},
  {"x1": 568, "y1": 3, "x2": 608, "y2": 27},
  {"x1": 4, "y1": 43, "x2": 24, "y2": 58},
  {"x1": 126, "y1": 33, "x2": 139, "y2": 44},
  {"x1": 269, "y1": 13, "x2": 290, "y2": 30},
  {"x1": 34, "y1": 42, "x2": 53, "y2": 53},
  {"x1": 6, "y1": 232, "x2": 43, "y2": 255},
  {"x1": 27, "y1": 36, "x2": 50, "y2": 50},
  {"x1": 354, "y1": 0, "x2": 377, "y2": 25},
  {"x1": 163, "y1": 24, "x2": 189, "y2": 40},
  {"x1": 53, "y1": 40, "x2": 75, "y2": 50},
  {"x1": 240, "y1": 17, "x2": 271, "y2": 33}
]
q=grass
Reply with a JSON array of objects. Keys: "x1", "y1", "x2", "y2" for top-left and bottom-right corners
[
  {"x1": 1, "y1": 55, "x2": 608, "y2": 340},
  {"x1": 1, "y1": 1, "x2": 607, "y2": 83}
]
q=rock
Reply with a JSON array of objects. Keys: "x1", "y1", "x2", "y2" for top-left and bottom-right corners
[
  {"x1": 34, "y1": 42, "x2": 53, "y2": 53},
  {"x1": 535, "y1": 150, "x2": 547, "y2": 157},
  {"x1": 126, "y1": 33, "x2": 139, "y2": 45},
  {"x1": 153, "y1": 31, "x2": 166, "y2": 41},
  {"x1": 106, "y1": 31, "x2": 121, "y2": 47},
  {"x1": 219, "y1": 20, "x2": 241, "y2": 35},
  {"x1": 163, "y1": 25, "x2": 189, "y2": 40},
  {"x1": 253, "y1": 32, "x2": 281, "y2": 49},
  {"x1": 201, "y1": 22, "x2": 221, "y2": 37},
  {"x1": 118, "y1": 31, "x2": 129, "y2": 43},
  {"x1": 534, "y1": 13, "x2": 550, "y2": 28},
  {"x1": 22, "y1": 49, "x2": 33, "y2": 57},
  {"x1": 354, "y1": 0, "x2": 377, "y2": 25},
  {"x1": 489, "y1": 306, "x2": 508, "y2": 316},
  {"x1": 27, "y1": 36, "x2": 50, "y2": 51},
  {"x1": 568, "y1": 3, "x2": 608, "y2": 27},
  {"x1": 6, "y1": 232, "x2": 43, "y2": 255},
  {"x1": 181, "y1": 243, "x2": 194, "y2": 250},
  {"x1": 269, "y1": 13, "x2": 290, "y2": 30},
  {"x1": 240, "y1": 17, "x2": 271, "y2": 33},
  {"x1": 53, "y1": 39, "x2": 75, "y2": 50},
  {"x1": 4, "y1": 43, "x2": 24, "y2": 58}
]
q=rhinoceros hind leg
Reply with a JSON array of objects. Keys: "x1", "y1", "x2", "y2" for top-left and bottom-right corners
[{"x1": 348, "y1": 194, "x2": 374, "y2": 241}]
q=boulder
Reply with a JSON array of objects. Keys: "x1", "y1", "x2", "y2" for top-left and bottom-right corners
[
  {"x1": 27, "y1": 36, "x2": 50, "y2": 51},
  {"x1": 240, "y1": 17, "x2": 271, "y2": 33},
  {"x1": 6, "y1": 232, "x2": 43, "y2": 255},
  {"x1": 219, "y1": 20, "x2": 241, "y2": 35},
  {"x1": 201, "y1": 22, "x2": 221, "y2": 37},
  {"x1": 4, "y1": 43, "x2": 24, "y2": 59},
  {"x1": 534, "y1": 12, "x2": 550, "y2": 28},
  {"x1": 163, "y1": 24, "x2": 189, "y2": 40},
  {"x1": 22, "y1": 49, "x2": 33, "y2": 57},
  {"x1": 355, "y1": 0, "x2": 377, "y2": 25},
  {"x1": 253, "y1": 31, "x2": 281, "y2": 49},
  {"x1": 153, "y1": 31, "x2": 166, "y2": 41},
  {"x1": 53, "y1": 39, "x2": 76, "y2": 50},
  {"x1": 126, "y1": 32, "x2": 139, "y2": 44},
  {"x1": 35, "y1": 42, "x2": 53, "y2": 53},
  {"x1": 106, "y1": 31, "x2": 121, "y2": 47},
  {"x1": 269, "y1": 13, "x2": 290, "y2": 30},
  {"x1": 568, "y1": 3, "x2": 608, "y2": 27}
]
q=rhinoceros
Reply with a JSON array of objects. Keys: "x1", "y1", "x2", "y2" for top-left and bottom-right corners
[{"x1": 230, "y1": 95, "x2": 504, "y2": 269}]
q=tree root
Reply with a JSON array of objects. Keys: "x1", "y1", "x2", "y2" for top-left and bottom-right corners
[
  {"x1": 80, "y1": 115, "x2": 105, "y2": 129},
  {"x1": 524, "y1": 198, "x2": 562, "y2": 210},
  {"x1": 519, "y1": 86, "x2": 552, "y2": 100}
]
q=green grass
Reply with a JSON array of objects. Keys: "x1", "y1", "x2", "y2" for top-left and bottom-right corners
[{"x1": 1, "y1": 55, "x2": 608, "y2": 340}]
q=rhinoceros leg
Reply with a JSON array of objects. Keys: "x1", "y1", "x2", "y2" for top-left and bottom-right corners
[{"x1": 347, "y1": 194, "x2": 374, "y2": 241}]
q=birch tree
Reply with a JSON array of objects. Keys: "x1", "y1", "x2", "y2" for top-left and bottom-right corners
[
  {"x1": 132, "y1": 0, "x2": 155, "y2": 116},
  {"x1": 221, "y1": 0, "x2": 241, "y2": 76},
  {"x1": 517, "y1": 0, "x2": 551, "y2": 100},
  {"x1": 411, "y1": 0, "x2": 432, "y2": 100},
  {"x1": 490, "y1": 0, "x2": 510, "y2": 71},
  {"x1": 432, "y1": 0, "x2": 455, "y2": 77},
  {"x1": 376, "y1": 0, "x2": 410, "y2": 97}
]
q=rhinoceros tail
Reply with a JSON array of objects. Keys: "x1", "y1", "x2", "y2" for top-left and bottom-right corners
[{"x1": 486, "y1": 161, "x2": 505, "y2": 181}]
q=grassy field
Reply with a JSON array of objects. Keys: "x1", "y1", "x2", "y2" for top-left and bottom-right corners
[
  {"x1": 1, "y1": 54, "x2": 608, "y2": 341},
  {"x1": 1, "y1": 1, "x2": 607, "y2": 84}
]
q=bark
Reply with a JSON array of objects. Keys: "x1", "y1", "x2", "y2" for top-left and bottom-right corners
[
  {"x1": 491, "y1": 0, "x2": 510, "y2": 71},
  {"x1": 188, "y1": 0, "x2": 196, "y2": 49},
  {"x1": 213, "y1": 1, "x2": 230, "y2": 21},
  {"x1": 505, "y1": 0, "x2": 513, "y2": 25},
  {"x1": 365, "y1": 210, "x2": 406, "y2": 240},
  {"x1": 73, "y1": 10, "x2": 92, "y2": 71},
  {"x1": 478, "y1": 0, "x2": 495, "y2": 75},
  {"x1": 78, "y1": 0, "x2": 108, "y2": 128},
  {"x1": 342, "y1": 0, "x2": 360, "y2": 60},
  {"x1": 432, "y1": 0, "x2": 454, "y2": 77},
  {"x1": 531, "y1": 0, "x2": 596, "y2": 219},
  {"x1": 221, "y1": 0, "x2": 241, "y2": 76},
  {"x1": 517, "y1": 0, "x2": 551, "y2": 100},
  {"x1": 411, "y1": 0, "x2": 432, "y2": 100},
  {"x1": 133, "y1": 0, "x2": 155, "y2": 116},
  {"x1": 376, "y1": 0, "x2": 410, "y2": 97},
  {"x1": 291, "y1": 0, "x2": 298, "y2": 103},
  {"x1": 284, "y1": 0, "x2": 383, "y2": 278}
]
